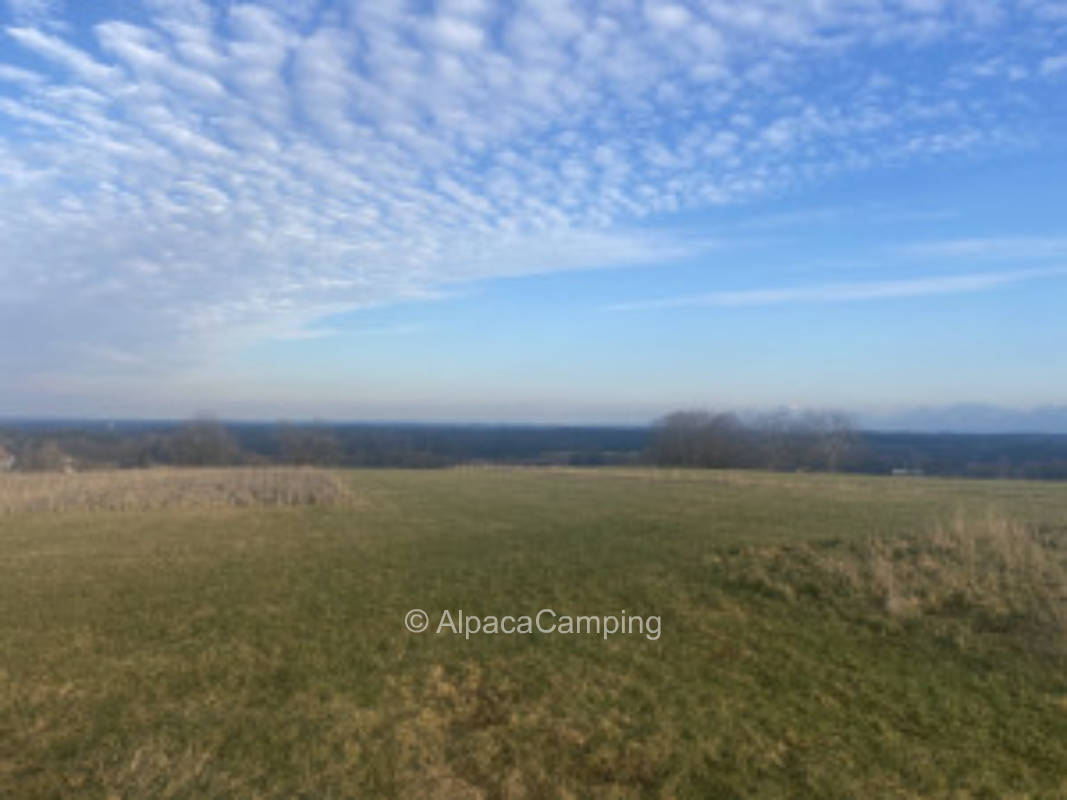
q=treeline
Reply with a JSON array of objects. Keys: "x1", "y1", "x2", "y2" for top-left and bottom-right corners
[
  {"x1": 0, "y1": 420, "x2": 647, "y2": 471},
  {"x1": 3, "y1": 416, "x2": 1067, "y2": 479},
  {"x1": 647, "y1": 409, "x2": 860, "y2": 471},
  {"x1": 859, "y1": 432, "x2": 1067, "y2": 480}
]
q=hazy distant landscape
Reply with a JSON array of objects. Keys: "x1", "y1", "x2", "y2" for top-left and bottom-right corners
[
  {"x1": 3, "y1": 0, "x2": 1066, "y2": 796},
  {"x1": 5, "y1": 412, "x2": 1067, "y2": 479}
]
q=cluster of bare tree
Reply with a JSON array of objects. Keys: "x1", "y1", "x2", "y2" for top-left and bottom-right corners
[
  {"x1": 647, "y1": 409, "x2": 860, "y2": 472},
  {"x1": 161, "y1": 420, "x2": 244, "y2": 466},
  {"x1": 5, "y1": 420, "x2": 245, "y2": 471},
  {"x1": 2, "y1": 420, "x2": 437, "y2": 471},
  {"x1": 10, "y1": 439, "x2": 71, "y2": 472},
  {"x1": 275, "y1": 423, "x2": 344, "y2": 465}
]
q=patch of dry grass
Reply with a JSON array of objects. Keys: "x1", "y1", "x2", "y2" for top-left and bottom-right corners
[
  {"x1": 843, "y1": 510, "x2": 1067, "y2": 630},
  {"x1": 0, "y1": 467, "x2": 358, "y2": 513},
  {"x1": 734, "y1": 509, "x2": 1067, "y2": 644}
]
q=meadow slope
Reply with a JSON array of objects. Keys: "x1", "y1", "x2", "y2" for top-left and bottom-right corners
[{"x1": 2, "y1": 467, "x2": 1066, "y2": 798}]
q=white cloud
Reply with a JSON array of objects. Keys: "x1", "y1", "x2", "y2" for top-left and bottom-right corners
[
  {"x1": 1041, "y1": 53, "x2": 1067, "y2": 74},
  {"x1": 5, "y1": 26, "x2": 120, "y2": 85},
  {"x1": 0, "y1": 0, "x2": 1063, "y2": 381},
  {"x1": 0, "y1": 62, "x2": 43, "y2": 84},
  {"x1": 4, "y1": 0, "x2": 60, "y2": 24},
  {"x1": 95, "y1": 20, "x2": 225, "y2": 99},
  {"x1": 430, "y1": 15, "x2": 485, "y2": 50},
  {"x1": 645, "y1": 3, "x2": 692, "y2": 31}
]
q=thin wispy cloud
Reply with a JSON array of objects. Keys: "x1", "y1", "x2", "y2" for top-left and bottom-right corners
[
  {"x1": 610, "y1": 268, "x2": 1067, "y2": 311},
  {"x1": 0, "y1": 0, "x2": 1065, "y2": 391},
  {"x1": 1041, "y1": 53, "x2": 1067, "y2": 75},
  {"x1": 901, "y1": 237, "x2": 1067, "y2": 260},
  {"x1": 269, "y1": 322, "x2": 424, "y2": 341}
]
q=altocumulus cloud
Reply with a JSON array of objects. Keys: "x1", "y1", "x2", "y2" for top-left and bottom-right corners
[{"x1": 0, "y1": 0, "x2": 1065, "y2": 380}]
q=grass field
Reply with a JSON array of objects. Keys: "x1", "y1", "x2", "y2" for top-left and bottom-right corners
[{"x1": 2, "y1": 467, "x2": 1066, "y2": 798}]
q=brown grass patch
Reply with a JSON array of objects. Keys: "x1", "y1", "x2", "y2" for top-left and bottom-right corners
[
  {"x1": 836, "y1": 511, "x2": 1067, "y2": 631},
  {"x1": 0, "y1": 467, "x2": 358, "y2": 513},
  {"x1": 731, "y1": 509, "x2": 1067, "y2": 642}
]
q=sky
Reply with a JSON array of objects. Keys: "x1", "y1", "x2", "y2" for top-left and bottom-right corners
[{"x1": 1, "y1": 0, "x2": 1065, "y2": 424}]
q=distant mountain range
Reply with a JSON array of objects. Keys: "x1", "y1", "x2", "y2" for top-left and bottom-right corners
[{"x1": 859, "y1": 405, "x2": 1067, "y2": 435}]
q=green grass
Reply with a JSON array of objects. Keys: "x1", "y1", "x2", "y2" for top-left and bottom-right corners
[{"x1": 2, "y1": 468, "x2": 1066, "y2": 798}]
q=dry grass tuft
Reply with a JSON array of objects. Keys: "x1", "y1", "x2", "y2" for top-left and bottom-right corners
[
  {"x1": 0, "y1": 467, "x2": 358, "y2": 513},
  {"x1": 730, "y1": 509, "x2": 1067, "y2": 641},
  {"x1": 825, "y1": 510, "x2": 1067, "y2": 634}
]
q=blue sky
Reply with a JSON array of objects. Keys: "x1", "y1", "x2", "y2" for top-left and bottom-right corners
[{"x1": 1, "y1": 0, "x2": 1065, "y2": 423}]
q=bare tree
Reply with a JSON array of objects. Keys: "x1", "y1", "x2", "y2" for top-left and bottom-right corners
[
  {"x1": 808, "y1": 410, "x2": 858, "y2": 472},
  {"x1": 17, "y1": 439, "x2": 67, "y2": 472},
  {"x1": 753, "y1": 409, "x2": 796, "y2": 470},
  {"x1": 168, "y1": 418, "x2": 242, "y2": 466},
  {"x1": 653, "y1": 407, "x2": 859, "y2": 471},
  {"x1": 277, "y1": 423, "x2": 342, "y2": 466},
  {"x1": 650, "y1": 410, "x2": 748, "y2": 467}
]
